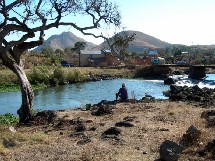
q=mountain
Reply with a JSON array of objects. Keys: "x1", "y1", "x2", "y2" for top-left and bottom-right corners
[
  {"x1": 34, "y1": 30, "x2": 174, "y2": 52},
  {"x1": 98, "y1": 30, "x2": 173, "y2": 52},
  {"x1": 34, "y1": 32, "x2": 97, "y2": 51}
]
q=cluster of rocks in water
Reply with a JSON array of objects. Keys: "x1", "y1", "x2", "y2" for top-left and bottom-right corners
[
  {"x1": 163, "y1": 69, "x2": 215, "y2": 106},
  {"x1": 164, "y1": 84, "x2": 215, "y2": 106}
]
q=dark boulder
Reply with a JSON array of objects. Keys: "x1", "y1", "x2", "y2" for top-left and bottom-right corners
[
  {"x1": 201, "y1": 110, "x2": 215, "y2": 127},
  {"x1": 102, "y1": 127, "x2": 121, "y2": 136},
  {"x1": 91, "y1": 100, "x2": 113, "y2": 116},
  {"x1": 91, "y1": 103, "x2": 112, "y2": 116},
  {"x1": 193, "y1": 85, "x2": 202, "y2": 92},
  {"x1": 164, "y1": 77, "x2": 176, "y2": 85},
  {"x1": 199, "y1": 139, "x2": 215, "y2": 158},
  {"x1": 160, "y1": 140, "x2": 185, "y2": 161},
  {"x1": 179, "y1": 125, "x2": 201, "y2": 147},
  {"x1": 170, "y1": 85, "x2": 182, "y2": 94}
]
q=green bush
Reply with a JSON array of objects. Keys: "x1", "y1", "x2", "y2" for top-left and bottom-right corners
[
  {"x1": 67, "y1": 69, "x2": 86, "y2": 83},
  {"x1": 0, "y1": 113, "x2": 19, "y2": 126},
  {"x1": 0, "y1": 72, "x2": 19, "y2": 85},
  {"x1": 0, "y1": 84, "x2": 20, "y2": 92},
  {"x1": 28, "y1": 66, "x2": 51, "y2": 85},
  {"x1": 49, "y1": 67, "x2": 67, "y2": 85}
]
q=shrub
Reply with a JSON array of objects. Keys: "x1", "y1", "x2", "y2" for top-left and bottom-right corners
[
  {"x1": 28, "y1": 66, "x2": 51, "y2": 85},
  {"x1": 0, "y1": 113, "x2": 19, "y2": 126},
  {"x1": 67, "y1": 69, "x2": 87, "y2": 83},
  {"x1": 49, "y1": 67, "x2": 67, "y2": 85},
  {"x1": 0, "y1": 71, "x2": 19, "y2": 85}
]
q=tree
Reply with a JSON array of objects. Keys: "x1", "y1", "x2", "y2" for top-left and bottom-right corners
[
  {"x1": 0, "y1": 0, "x2": 121, "y2": 123},
  {"x1": 106, "y1": 31, "x2": 135, "y2": 59},
  {"x1": 71, "y1": 42, "x2": 87, "y2": 66}
]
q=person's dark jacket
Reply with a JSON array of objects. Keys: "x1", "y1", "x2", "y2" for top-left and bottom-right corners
[{"x1": 119, "y1": 87, "x2": 128, "y2": 100}]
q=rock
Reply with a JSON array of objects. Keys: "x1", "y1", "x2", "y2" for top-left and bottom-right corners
[
  {"x1": 173, "y1": 71, "x2": 182, "y2": 75},
  {"x1": 193, "y1": 85, "x2": 202, "y2": 92},
  {"x1": 160, "y1": 140, "x2": 185, "y2": 161},
  {"x1": 179, "y1": 125, "x2": 201, "y2": 147},
  {"x1": 115, "y1": 121, "x2": 134, "y2": 127},
  {"x1": 88, "y1": 126, "x2": 97, "y2": 131},
  {"x1": 206, "y1": 116, "x2": 215, "y2": 127},
  {"x1": 201, "y1": 110, "x2": 215, "y2": 119},
  {"x1": 35, "y1": 110, "x2": 57, "y2": 123},
  {"x1": 76, "y1": 138, "x2": 91, "y2": 145},
  {"x1": 201, "y1": 110, "x2": 215, "y2": 127},
  {"x1": 169, "y1": 93, "x2": 184, "y2": 101},
  {"x1": 164, "y1": 77, "x2": 176, "y2": 85},
  {"x1": 91, "y1": 104, "x2": 112, "y2": 116},
  {"x1": 86, "y1": 120, "x2": 93, "y2": 123},
  {"x1": 170, "y1": 85, "x2": 182, "y2": 94},
  {"x1": 123, "y1": 116, "x2": 137, "y2": 122},
  {"x1": 143, "y1": 151, "x2": 148, "y2": 154},
  {"x1": 102, "y1": 127, "x2": 121, "y2": 136},
  {"x1": 204, "y1": 139, "x2": 215, "y2": 154},
  {"x1": 159, "y1": 128, "x2": 169, "y2": 131},
  {"x1": 70, "y1": 131, "x2": 86, "y2": 138},
  {"x1": 199, "y1": 139, "x2": 215, "y2": 158},
  {"x1": 68, "y1": 118, "x2": 87, "y2": 132}
]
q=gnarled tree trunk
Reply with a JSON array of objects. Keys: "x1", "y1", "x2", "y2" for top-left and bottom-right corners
[
  {"x1": 16, "y1": 66, "x2": 34, "y2": 123},
  {"x1": 1, "y1": 51, "x2": 33, "y2": 123}
]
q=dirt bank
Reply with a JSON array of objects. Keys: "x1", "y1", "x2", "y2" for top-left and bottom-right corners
[{"x1": 1, "y1": 100, "x2": 215, "y2": 161}]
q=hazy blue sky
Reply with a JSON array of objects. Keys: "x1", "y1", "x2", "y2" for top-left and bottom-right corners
[
  {"x1": 6, "y1": 0, "x2": 215, "y2": 46},
  {"x1": 116, "y1": 0, "x2": 215, "y2": 46}
]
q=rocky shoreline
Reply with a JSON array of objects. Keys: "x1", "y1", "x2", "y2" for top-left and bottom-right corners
[
  {"x1": 6, "y1": 98, "x2": 213, "y2": 161},
  {"x1": 1, "y1": 68, "x2": 215, "y2": 161}
]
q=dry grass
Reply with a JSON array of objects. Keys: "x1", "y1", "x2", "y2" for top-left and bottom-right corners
[
  {"x1": 0, "y1": 101, "x2": 214, "y2": 161},
  {"x1": 64, "y1": 67, "x2": 133, "y2": 77}
]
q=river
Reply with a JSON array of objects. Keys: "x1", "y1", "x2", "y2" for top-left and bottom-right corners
[
  {"x1": 0, "y1": 74, "x2": 215, "y2": 115},
  {"x1": 0, "y1": 78, "x2": 168, "y2": 115}
]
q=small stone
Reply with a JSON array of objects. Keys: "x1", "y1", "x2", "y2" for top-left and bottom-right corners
[
  {"x1": 77, "y1": 138, "x2": 91, "y2": 145},
  {"x1": 115, "y1": 121, "x2": 134, "y2": 127},
  {"x1": 143, "y1": 151, "x2": 148, "y2": 154},
  {"x1": 159, "y1": 128, "x2": 169, "y2": 131},
  {"x1": 86, "y1": 120, "x2": 93, "y2": 123}
]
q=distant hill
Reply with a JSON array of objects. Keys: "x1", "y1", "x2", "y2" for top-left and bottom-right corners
[
  {"x1": 34, "y1": 32, "x2": 97, "y2": 51},
  {"x1": 34, "y1": 30, "x2": 175, "y2": 52},
  {"x1": 98, "y1": 30, "x2": 173, "y2": 52}
]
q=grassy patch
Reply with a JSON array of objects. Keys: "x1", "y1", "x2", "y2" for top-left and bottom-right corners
[
  {"x1": 0, "y1": 83, "x2": 47, "y2": 93},
  {"x1": 0, "y1": 113, "x2": 19, "y2": 126},
  {"x1": 0, "y1": 84, "x2": 20, "y2": 92},
  {"x1": 0, "y1": 126, "x2": 49, "y2": 156},
  {"x1": 0, "y1": 144, "x2": 10, "y2": 155},
  {"x1": 29, "y1": 132, "x2": 49, "y2": 143}
]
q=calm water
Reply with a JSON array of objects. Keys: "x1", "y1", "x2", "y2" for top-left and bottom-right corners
[
  {"x1": 0, "y1": 78, "x2": 169, "y2": 115},
  {"x1": 1, "y1": 74, "x2": 215, "y2": 115}
]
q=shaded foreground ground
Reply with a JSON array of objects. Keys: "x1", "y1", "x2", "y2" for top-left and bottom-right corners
[{"x1": 1, "y1": 100, "x2": 215, "y2": 161}]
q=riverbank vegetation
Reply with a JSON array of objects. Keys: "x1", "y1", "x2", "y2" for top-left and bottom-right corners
[{"x1": 0, "y1": 66, "x2": 134, "y2": 92}]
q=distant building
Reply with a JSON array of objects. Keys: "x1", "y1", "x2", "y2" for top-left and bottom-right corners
[
  {"x1": 80, "y1": 50, "x2": 120, "y2": 67},
  {"x1": 147, "y1": 50, "x2": 158, "y2": 58}
]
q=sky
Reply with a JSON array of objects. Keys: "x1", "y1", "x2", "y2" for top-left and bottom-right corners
[{"x1": 6, "y1": 0, "x2": 215, "y2": 46}]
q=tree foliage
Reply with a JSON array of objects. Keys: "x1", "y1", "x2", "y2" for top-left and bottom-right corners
[{"x1": 107, "y1": 31, "x2": 135, "y2": 58}]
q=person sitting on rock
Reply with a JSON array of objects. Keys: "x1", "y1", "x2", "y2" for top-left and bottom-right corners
[{"x1": 116, "y1": 83, "x2": 128, "y2": 101}]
